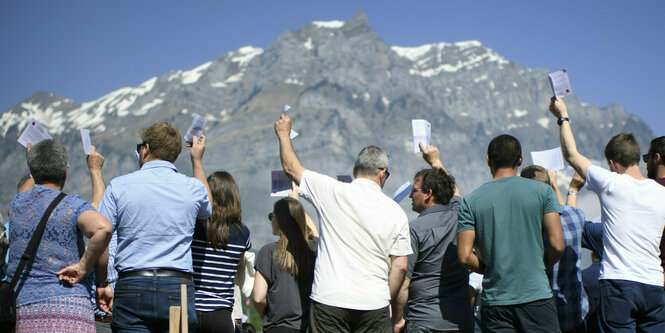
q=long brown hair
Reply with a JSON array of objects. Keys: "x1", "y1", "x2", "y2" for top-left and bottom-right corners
[
  {"x1": 206, "y1": 171, "x2": 243, "y2": 249},
  {"x1": 272, "y1": 197, "x2": 315, "y2": 281}
]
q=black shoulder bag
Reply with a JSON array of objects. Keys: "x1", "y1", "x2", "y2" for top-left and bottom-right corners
[{"x1": 0, "y1": 192, "x2": 66, "y2": 333}]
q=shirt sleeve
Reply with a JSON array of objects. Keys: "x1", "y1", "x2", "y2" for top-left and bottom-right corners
[
  {"x1": 98, "y1": 184, "x2": 118, "y2": 230},
  {"x1": 254, "y1": 244, "x2": 273, "y2": 285},
  {"x1": 389, "y1": 221, "x2": 412, "y2": 256},
  {"x1": 193, "y1": 179, "x2": 212, "y2": 220},
  {"x1": 406, "y1": 225, "x2": 418, "y2": 278},
  {"x1": 542, "y1": 186, "x2": 561, "y2": 214},
  {"x1": 298, "y1": 170, "x2": 338, "y2": 208},
  {"x1": 582, "y1": 221, "x2": 604, "y2": 257},
  {"x1": 243, "y1": 226, "x2": 252, "y2": 251},
  {"x1": 457, "y1": 198, "x2": 475, "y2": 233},
  {"x1": 586, "y1": 165, "x2": 613, "y2": 194}
]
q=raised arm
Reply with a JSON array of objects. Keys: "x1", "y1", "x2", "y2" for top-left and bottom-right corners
[
  {"x1": 419, "y1": 142, "x2": 461, "y2": 196},
  {"x1": 388, "y1": 255, "x2": 408, "y2": 326},
  {"x1": 190, "y1": 135, "x2": 212, "y2": 203},
  {"x1": 87, "y1": 146, "x2": 105, "y2": 210},
  {"x1": 543, "y1": 212, "x2": 564, "y2": 270},
  {"x1": 566, "y1": 172, "x2": 586, "y2": 207},
  {"x1": 275, "y1": 114, "x2": 305, "y2": 185},
  {"x1": 548, "y1": 170, "x2": 565, "y2": 206},
  {"x1": 289, "y1": 181, "x2": 318, "y2": 237},
  {"x1": 549, "y1": 97, "x2": 592, "y2": 178}
]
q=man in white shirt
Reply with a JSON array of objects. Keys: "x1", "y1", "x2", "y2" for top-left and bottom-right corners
[
  {"x1": 549, "y1": 97, "x2": 665, "y2": 332},
  {"x1": 274, "y1": 114, "x2": 411, "y2": 333}
]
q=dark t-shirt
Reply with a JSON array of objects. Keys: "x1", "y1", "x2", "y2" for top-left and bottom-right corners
[{"x1": 255, "y1": 237, "x2": 318, "y2": 331}]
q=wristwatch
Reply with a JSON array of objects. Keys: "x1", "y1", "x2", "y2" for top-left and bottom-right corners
[
  {"x1": 96, "y1": 280, "x2": 110, "y2": 288},
  {"x1": 558, "y1": 117, "x2": 570, "y2": 126},
  {"x1": 567, "y1": 190, "x2": 578, "y2": 196}
]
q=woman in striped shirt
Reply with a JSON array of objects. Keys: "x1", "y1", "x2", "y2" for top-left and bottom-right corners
[{"x1": 192, "y1": 171, "x2": 251, "y2": 333}]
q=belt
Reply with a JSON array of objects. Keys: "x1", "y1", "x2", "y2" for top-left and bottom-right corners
[
  {"x1": 119, "y1": 269, "x2": 192, "y2": 281},
  {"x1": 95, "y1": 316, "x2": 111, "y2": 323}
]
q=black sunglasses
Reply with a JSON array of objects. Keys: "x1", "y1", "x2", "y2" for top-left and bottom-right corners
[
  {"x1": 380, "y1": 168, "x2": 390, "y2": 181},
  {"x1": 643, "y1": 153, "x2": 650, "y2": 163},
  {"x1": 136, "y1": 142, "x2": 146, "y2": 153},
  {"x1": 268, "y1": 212, "x2": 274, "y2": 221}
]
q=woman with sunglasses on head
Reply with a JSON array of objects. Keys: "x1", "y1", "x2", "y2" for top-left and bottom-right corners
[
  {"x1": 253, "y1": 184, "x2": 318, "y2": 333},
  {"x1": 192, "y1": 171, "x2": 251, "y2": 333}
]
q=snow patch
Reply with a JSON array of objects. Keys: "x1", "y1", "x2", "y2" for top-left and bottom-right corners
[
  {"x1": 285, "y1": 77, "x2": 304, "y2": 86},
  {"x1": 231, "y1": 46, "x2": 263, "y2": 66},
  {"x1": 473, "y1": 74, "x2": 488, "y2": 83},
  {"x1": 363, "y1": 92, "x2": 370, "y2": 101},
  {"x1": 381, "y1": 96, "x2": 390, "y2": 107},
  {"x1": 537, "y1": 117, "x2": 550, "y2": 129},
  {"x1": 211, "y1": 82, "x2": 228, "y2": 88},
  {"x1": 181, "y1": 109, "x2": 189, "y2": 114},
  {"x1": 514, "y1": 109, "x2": 529, "y2": 117},
  {"x1": 454, "y1": 40, "x2": 482, "y2": 49},
  {"x1": 304, "y1": 37, "x2": 313, "y2": 50},
  {"x1": 137, "y1": 98, "x2": 163, "y2": 115},
  {"x1": 181, "y1": 61, "x2": 212, "y2": 85},
  {"x1": 312, "y1": 20, "x2": 344, "y2": 29},
  {"x1": 391, "y1": 42, "x2": 449, "y2": 62}
]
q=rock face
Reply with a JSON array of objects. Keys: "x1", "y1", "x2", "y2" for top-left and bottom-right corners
[{"x1": 0, "y1": 11, "x2": 653, "y2": 247}]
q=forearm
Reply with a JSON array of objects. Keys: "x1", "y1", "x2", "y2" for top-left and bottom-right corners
[
  {"x1": 305, "y1": 213, "x2": 319, "y2": 238},
  {"x1": 253, "y1": 299, "x2": 266, "y2": 318},
  {"x1": 89, "y1": 169, "x2": 105, "y2": 210},
  {"x1": 566, "y1": 192, "x2": 578, "y2": 207},
  {"x1": 191, "y1": 157, "x2": 212, "y2": 203},
  {"x1": 93, "y1": 247, "x2": 109, "y2": 284},
  {"x1": 460, "y1": 252, "x2": 484, "y2": 274},
  {"x1": 552, "y1": 184, "x2": 564, "y2": 206},
  {"x1": 545, "y1": 246, "x2": 563, "y2": 271},
  {"x1": 278, "y1": 134, "x2": 305, "y2": 185},
  {"x1": 80, "y1": 228, "x2": 112, "y2": 276},
  {"x1": 392, "y1": 278, "x2": 409, "y2": 324}
]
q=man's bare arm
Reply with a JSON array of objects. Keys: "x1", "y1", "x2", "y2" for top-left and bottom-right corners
[
  {"x1": 392, "y1": 276, "x2": 409, "y2": 333},
  {"x1": 419, "y1": 142, "x2": 461, "y2": 196},
  {"x1": 566, "y1": 172, "x2": 585, "y2": 207},
  {"x1": 457, "y1": 230, "x2": 484, "y2": 274},
  {"x1": 543, "y1": 211, "x2": 564, "y2": 270},
  {"x1": 275, "y1": 114, "x2": 306, "y2": 185},
  {"x1": 548, "y1": 170, "x2": 565, "y2": 206},
  {"x1": 549, "y1": 97, "x2": 592, "y2": 178},
  {"x1": 87, "y1": 146, "x2": 105, "y2": 210},
  {"x1": 388, "y1": 255, "x2": 408, "y2": 325},
  {"x1": 190, "y1": 135, "x2": 212, "y2": 202}
]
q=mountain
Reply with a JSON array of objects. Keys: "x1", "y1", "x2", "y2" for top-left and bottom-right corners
[{"x1": 0, "y1": 11, "x2": 653, "y2": 246}]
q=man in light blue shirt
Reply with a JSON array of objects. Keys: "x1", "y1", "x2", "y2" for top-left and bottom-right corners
[{"x1": 98, "y1": 122, "x2": 212, "y2": 332}]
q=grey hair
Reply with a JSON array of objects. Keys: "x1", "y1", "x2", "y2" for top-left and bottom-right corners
[
  {"x1": 353, "y1": 145, "x2": 389, "y2": 177},
  {"x1": 27, "y1": 140, "x2": 68, "y2": 185}
]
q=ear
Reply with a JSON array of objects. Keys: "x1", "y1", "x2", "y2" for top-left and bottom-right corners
[
  {"x1": 143, "y1": 143, "x2": 151, "y2": 159},
  {"x1": 425, "y1": 188, "x2": 434, "y2": 202},
  {"x1": 517, "y1": 154, "x2": 523, "y2": 167},
  {"x1": 655, "y1": 153, "x2": 662, "y2": 164},
  {"x1": 486, "y1": 155, "x2": 491, "y2": 168}
]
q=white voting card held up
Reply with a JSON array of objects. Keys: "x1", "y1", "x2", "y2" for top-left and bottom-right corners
[
  {"x1": 183, "y1": 114, "x2": 207, "y2": 143},
  {"x1": 18, "y1": 118, "x2": 52, "y2": 148},
  {"x1": 548, "y1": 70, "x2": 573, "y2": 98},
  {"x1": 282, "y1": 105, "x2": 299, "y2": 139},
  {"x1": 80, "y1": 129, "x2": 92, "y2": 155},
  {"x1": 270, "y1": 170, "x2": 292, "y2": 197},
  {"x1": 412, "y1": 119, "x2": 431, "y2": 153},
  {"x1": 393, "y1": 181, "x2": 413, "y2": 203},
  {"x1": 531, "y1": 147, "x2": 565, "y2": 171}
]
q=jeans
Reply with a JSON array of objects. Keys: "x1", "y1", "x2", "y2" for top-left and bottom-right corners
[
  {"x1": 599, "y1": 279, "x2": 665, "y2": 333},
  {"x1": 111, "y1": 276, "x2": 197, "y2": 333}
]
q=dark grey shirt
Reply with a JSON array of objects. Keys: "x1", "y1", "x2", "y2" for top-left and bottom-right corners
[{"x1": 406, "y1": 196, "x2": 474, "y2": 331}]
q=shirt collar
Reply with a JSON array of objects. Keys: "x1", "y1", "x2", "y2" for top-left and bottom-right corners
[
  {"x1": 418, "y1": 204, "x2": 447, "y2": 217},
  {"x1": 352, "y1": 178, "x2": 382, "y2": 191},
  {"x1": 140, "y1": 160, "x2": 178, "y2": 172}
]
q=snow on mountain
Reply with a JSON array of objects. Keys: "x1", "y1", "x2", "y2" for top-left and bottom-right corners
[
  {"x1": 181, "y1": 61, "x2": 213, "y2": 85},
  {"x1": 312, "y1": 20, "x2": 345, "y2": 29}
]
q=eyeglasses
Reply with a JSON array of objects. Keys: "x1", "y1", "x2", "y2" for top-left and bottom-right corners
[
  {"x1": 643, "y1": 153, "x2": 651, "y2": 163},
  {"x1": 411, "y1": 187, "x2": 422, "y2": 194},
  {"x1": 381, "y1": 168, "x2": 390, "y2": 181},
  {"x1": 268, "y1": 212, "x2": 274, "y2": 221},
  {"x1": 136, "y1": 142, "x2": 146, "y2": 153}
]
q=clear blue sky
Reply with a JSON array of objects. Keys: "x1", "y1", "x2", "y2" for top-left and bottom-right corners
[{"x1": 2, "y1": 1, "x2": 664, "y2": 135}]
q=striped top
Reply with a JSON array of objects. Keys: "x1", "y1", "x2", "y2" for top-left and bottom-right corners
[{"x1": 192, "y1": 221, "x2": 251, "y2": 311}]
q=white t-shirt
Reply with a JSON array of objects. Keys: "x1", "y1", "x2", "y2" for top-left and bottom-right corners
[
  {"x1": 586, "y1": 165, "x2": 665, "y2": 286},
  {"x1": 299, "y1": 170, "x2": 411, "y2": 310}
]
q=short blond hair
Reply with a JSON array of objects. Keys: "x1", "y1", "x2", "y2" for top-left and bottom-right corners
[{"x1": 140, "y1": 122, "x2": 182, "y2": 162}]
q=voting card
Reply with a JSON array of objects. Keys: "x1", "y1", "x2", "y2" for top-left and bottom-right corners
[
  {"x1": 17, "y1": 118, "x2": 52, "y2": 148},
  {"x1": 282, "y1": 105, "x2": 299, "y2": 139},
  {"x1": 530, "y1": 147, "x2": 565, "y2": 171},
  {"x1": 412, "y1": 119, "x2": 431, "y2": 153},
  {"x1": 337, "y1": 175, "x2": 353, "y2": 183},
  {"x1": 392, "y1": 181, "x2": 413, "y2": 203},
  {"x1": 270, "y1": 170, "x2": 292, "y2": 197},
  {"x1": 80, "y1": 129, "x2": 92, "y2": 155},
  {"x1": 183, "y1": 114, "x2": 207, "y2": 143},
  {"x1": 548, "y1": 70, "x2": 573, "y2": 98}
]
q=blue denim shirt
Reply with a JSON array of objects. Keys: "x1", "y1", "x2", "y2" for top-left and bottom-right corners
[{"x1": 99, "y1": 160, "x2": 212, "y2": 273}]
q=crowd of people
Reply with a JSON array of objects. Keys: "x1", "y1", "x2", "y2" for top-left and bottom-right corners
[{"x1": 1, "y1": 95, "x2": 665, "y2": 333}]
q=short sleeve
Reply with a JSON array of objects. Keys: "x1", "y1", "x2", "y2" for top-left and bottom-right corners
[
  {"x1": 72, "y1": 197, "x2": 95, "y2": 219},
  {"x1": 98, "y1": 184, "x2": 118, "y2": 230},
  {"x1": 389, "y1": 221, "x2": 412, "y2": 256},
  {"x1": 254, "y1": 244, "x2": 274, "y2": 285},
  {"x1": 406, "y1": 226, "x2": 418, "y2": 278},
  {"x1": 586, "y1": 165, "x2": 613, "y2": 194},
  {"x1": 298, "y1": 170, "x2": 338, "y2": 206},
  {"x1": 542, "y1": 186, "x2": 561, "y2": 215},
  {"x1": 243, "y1": 226, "x2": 252, "y2": 251},
  {"x1": 582, "y1": 221, "x2": 604, "y2": 257},
  {"x1": 457, "y1": 198, "x2": 475, "y2": 233},
  {"x1": 193, "y1": 179, "x2": 212, "y2": 220}
]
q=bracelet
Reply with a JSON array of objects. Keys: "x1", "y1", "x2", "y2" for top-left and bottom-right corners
[
  {"x1": 96, "y1": 280, "x2": 109, "y2": 288},
  {"x1": 567, "y1": 190, "x2": 578, "y2": 196}
]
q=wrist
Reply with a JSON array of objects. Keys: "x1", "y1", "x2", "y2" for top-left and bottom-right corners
[
  {"x1": 567, "y1": 190, "x2": 578, "y2": 196},
  {"x1": 96, "y1": 280, "x2": 109, "y2": 288}
]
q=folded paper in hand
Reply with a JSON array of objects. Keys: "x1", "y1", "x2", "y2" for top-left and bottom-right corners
[
  {"x1": 412, "y1": 119, "x2": 431, "y2": 153},
  {"x1": 18, "y1": 118, "x2": 52, "y2": 148},
  {"x1": 530, "y1": 147, "x2": 565, "y2": 171},
  {"x1": 282, "y1": 105, "x2": 299, "y2": 139},
  {"x1": 270, "y1": 170, "x2": 292, "y2": 197},
  {"x1": 393, "y1": 181, "x2": 413, "y2": 203},
  {"x1": 548, "y1": 70, "x2": 573, "y2": 98},
  {"x1": 184, "y1": 114, "x2": 207, "y2": 143},
  {"x1": 80, "y1": 129, "x2": 92, "y2": 155}
]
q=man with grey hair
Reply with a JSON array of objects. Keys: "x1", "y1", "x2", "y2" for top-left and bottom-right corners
[{"x1": 274, "y1": 114, "x2": 411, "y2": 333}]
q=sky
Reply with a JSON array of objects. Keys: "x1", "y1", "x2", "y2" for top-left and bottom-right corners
[{"x1": 2, "y1": 1, "x2": 664, "y2": 135}]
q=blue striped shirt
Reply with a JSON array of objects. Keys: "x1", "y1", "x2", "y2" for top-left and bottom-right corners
[{"x1": 192, "y1": 222, "x2": 251, "y2": 311}]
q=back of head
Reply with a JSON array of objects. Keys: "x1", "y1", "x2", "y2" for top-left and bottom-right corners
[
  {"x1": 520, "y1": 165, "x2": 551, "y2": 185},
  {"x1": 649, "y1": 136, "x2": 665, "y2": 162},
  {"x1": 487, "y1": 134, "x2": 522, "y2": 169},
  {"x1": 27, "y1": 140, "x2": 68, "y2": 185},
  {"x1": 140, "y1": 122, "x2": 182, "y2": 163},
  {"x1": 604, "y1": 133, "x2": 640, "y2": 168},
  {"x1": 273, "y1": 197, "x2": 314, "y2": 281},
  {"x1": 415, "y1": 168, "x2": 456, "y2": 205},
  {"x1": 206, "y1": 171, "x2": 242, "y2": 249},
  {"x1": 353, "y1": 145, "x2": 389, "y2": 178}
]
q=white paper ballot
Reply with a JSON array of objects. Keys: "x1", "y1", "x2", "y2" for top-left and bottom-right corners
[
  {"x1": 566, "y1": 159, "x2": 601, "y2": 177},
  {"x1": 392, "y1": 181, "x2": 413, "y2": 203},
  {"x1": 271, "y1": 170, "x2": 292, "y2": 197},
  {"x1": 412, "y1": 119, "x2": 431, "y2": 153},
  {"x1": 17, "y1": 118, "x2": 52, "y2": 148},
  {"x1": 531, "y1": 147, "x2": 565, "y2": 171},
  {"x1": 281, "y1": 104, "x2": 299, "y2": 139},
  {"x1": 283, "y1": 105, "x2": 291, "y2": 114},
  {"x1": 548, "y1": 70, "x2": 573, "y2": 98},
  {"x1": 183, "y1": 114, "x2": 207, "y2": 143},
  {"x1": 80, "y1": 129, "x2": 92, "y2": 155}
]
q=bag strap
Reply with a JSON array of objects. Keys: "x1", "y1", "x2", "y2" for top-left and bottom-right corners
[{"x1": 9, "y1": 192, "x2": 67, "y2": 290}]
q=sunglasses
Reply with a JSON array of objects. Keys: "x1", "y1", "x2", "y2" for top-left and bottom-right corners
[
  {"x1": 643, "y1": 153, "x2": 650, "y2": 163},
  {"x1": 136, "y1": 142, "x2": 146, "y2": 153},
  {"x1": 268, "y1": 212, "x2": 274, "y2": 221},
  {"x1": 380, "y1": 168, "x2": 390, "y2": 181}
]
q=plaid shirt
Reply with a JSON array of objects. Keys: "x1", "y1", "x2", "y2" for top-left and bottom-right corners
[{"x1": 547, "y1": 205, "x2": 589, "y2": 331}]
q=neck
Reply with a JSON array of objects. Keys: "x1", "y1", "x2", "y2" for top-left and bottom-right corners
[
  {"x1": 39, "y1": 183, "x2": 62, "y2": 191},
  {"x1": 658, "y1": 166, "x2": 665, "y2": 179},
  {"x1": 357, "y1": 174, "x2": 382, "y2": 187},
  {"x1": 620, "y1": 164, "x2": 646, "y2": 180},
  {"x1": 491, "y1": 167, "x2": 517, "y2": 181}
]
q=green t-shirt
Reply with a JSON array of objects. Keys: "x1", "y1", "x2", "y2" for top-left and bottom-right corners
[{"x1": 458, "y1": 176, "x2": 560, "y2": 306}]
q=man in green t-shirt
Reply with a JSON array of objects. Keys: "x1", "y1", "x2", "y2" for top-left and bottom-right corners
[{"x1": 457, "y1": 134, "x2": 564, "y2": 332}]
